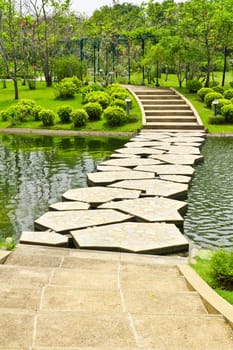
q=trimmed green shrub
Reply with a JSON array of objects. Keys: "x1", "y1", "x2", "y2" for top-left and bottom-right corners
[
  {"x1": 229, "y1": 81, "x2": 233, "y2": 88},
  {"x1": 216, "y1": 98, "x2": 231, "y2": 115},
  {"x1": 213, "y1": 86, "x2": 224, "y2": 94},
  {"x1": 221, "y1": 104, "x2": 233, "y2": 122},
  {"x1": 204, "y1": 92, "x2": 223, "y2": 108},
  {"x1": 208, "y1": 116, "x2": 226, "y2": 124},
  {"x1": 209, "y1": 81, "x2": 220, "y2": 88},
  {"x1": 109, "y1": 89, "x2": 129, "y2": 101},
  {"x1": 103, "y1": 106, "x2": 127, "y2": 126},
  {"x1": 223, "y1": 89, "x2": 233, "y2": 100},
  {"x1": 31, "y1": 105, "x2": 43, "y2": 121},
  {"x1": 54, "y1": 80, "x2": 76, "y2": 99},
  {"x1": 106, "y1": 83, "x2": 126, "y2": 94},
  {"x1": 13, "y1": 99, "x2": 37, "y2": 122},
  {"x1": 53, "y1": 56, "x2": 85, "y2": 81},
  {"x1": 83, "y1": 102, "x2": 102, "y2": 121},
  {"x1": 57, "y1": 105, "x2": 73, "y2": 123},
  {"x1": 84, "y1": 91, "x2": 110, "y2": 109},
  {"x1": 81, "y1": 84, "x2": 104, "y2": 102},
  {"x1": 186, "y1": 79, "x2": 202, "y2": 93},
  {"x1": 210, "y1": 249, "x2": 233, "y2": 290},
  {"x1": 62, "y1": 76, "x2": 82, "y2": 92},
  {"x1": 111, "y1": 98, "x2": 126, "y2": 110},
  {"x1": 5, "y1": 107, "x2": 19, "y2": 125},
  {"x1": 0, "y1": 110, "x2": 9, "y2": 121},
  {"x1": 197, "y1": 87, "x2": 214, "y2": 102},
  {"x1": 71, "y1": 109, "x2": 88, "y2": 127},
  {"x1": 39, "y1": 109, "x2": 55, "y2": 126}
]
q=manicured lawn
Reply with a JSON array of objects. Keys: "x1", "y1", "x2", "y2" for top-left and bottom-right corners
[
  {"x1": 191, "y1": 255, "x2": 233, "y2": 305},
  {"x1": 0, "y1": 80, "x2": 142, "y2": 132}
]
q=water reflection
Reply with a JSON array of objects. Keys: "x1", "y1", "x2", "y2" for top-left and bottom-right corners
[
  {"x1": 184, "y1": 137, "x2": 233, "y2": 249},
  {"x1": 0, "y1": 134, "x2": 128, "y2": 241}
]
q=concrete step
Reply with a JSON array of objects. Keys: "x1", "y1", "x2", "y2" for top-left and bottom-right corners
[
  {"x1": 145, "y1": 110, "x2": 194, "y2": 116},
  {"x1": 143, "y1": 104, "x2": 190, "y2": 110},
  {"x1": 146, "y1": 116, "x2": 196, "y2": 123},
  {"x1": 140, "y1": 98, "x2": 183, "y2": 104},
  {"x1": 144, "y1": 123, "x2": 204, "y2": 130},
  {"x1": 135, "y1": 90, "x2": 173, "y2": 96},
  {"x1": 137, "y1": 94, "x2": 181, "y2": 100}
]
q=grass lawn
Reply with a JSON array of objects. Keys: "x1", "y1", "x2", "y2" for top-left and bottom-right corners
[
  {"x1": 191, "y1": 255, "x2": 233, "y2": 305},
  {"x1": 0, "y1": 80, "x2": 142, "y2": 132}
]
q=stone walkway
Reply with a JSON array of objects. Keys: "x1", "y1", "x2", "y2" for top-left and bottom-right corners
[{"x1": 1, "y1": 86, "x2": 233, "y2": 348}]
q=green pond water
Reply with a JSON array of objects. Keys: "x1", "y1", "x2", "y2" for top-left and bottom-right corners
[
  {"x1": 1, "y1": 134, "x2": 233, "y2": 249},
  {"x1": 0, "y1": 133, "x2": 128, "y2": 241}
]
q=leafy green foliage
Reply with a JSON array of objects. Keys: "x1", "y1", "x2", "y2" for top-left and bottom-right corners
[
  {"x1": 57, "y1": 105, "x2": 73, "y2": 123},
  {"x1": 209, "y1": 81, "x2": 220, "y2": 88},
  {"x1": 223, "y1": 89, "x2": 233, "y2": 100},
  {"x1": 39, "y1": 109, "x2": 55, "y2": 126},
  {"x1": 111, "y1": 98, "x2": 126, "y2": 110},
  {"x1": 84, "y1": 91, "x2": 110, "y2": 109},
  {"x1": 204, "y1": 92, "x2": 223, "y2": 108},
  {"x1": 212, "y1": 86, "x2": 225, "y2": 94},
  {"x1": 208, "y1": 116, "x2": 226, "y2": 124},
  {"x1": 103, "y1": 106, "x2": 127, "y2": 126},
  {"x1": 221, "y1": 104, "x2": 233, "y2": 122},
  {"x1": 71, "y1": 109, "x2": 89, "y2": 127},
  {"x1": 217, "y1": 98, "x2": 231, "y2": 115},
  {"x1": 0, "y1": 236, "x2": 15, "y2": 251},
  {"x1": 186, "y1": 80, "x2": 202, "y2": 93},
  {"x1": 83, "y1": 102, "x2": 102, "y2": 121},
  {"x1": 54, "y1": 80, "x2": 77, "y2": 99},
  {"x1": 53, "y1": 56, "x2": 86, "y2": 81},
  {"x1": 210, "y1": 250, "x2": 233, "y2": 290},
  {"x1": 197, "y1": 88, "x2": 214, "y2": 102}
]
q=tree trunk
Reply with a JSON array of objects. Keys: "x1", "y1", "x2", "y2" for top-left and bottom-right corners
[
  {"x1": 13, "y1": 78, "x2": 19, "y2": 100},
  {"x1": 222, "y1": 47, "x2": 228, "y2": 87}
]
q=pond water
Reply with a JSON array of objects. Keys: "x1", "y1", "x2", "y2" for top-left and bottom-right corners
[
  {"x1": 184, "y1": 137, "x2": 233, "y2": 249},
  {"x1": 0, "y1": 133, "x2": 128, "y2": 241}
]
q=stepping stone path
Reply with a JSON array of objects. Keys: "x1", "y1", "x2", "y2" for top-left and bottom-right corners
[{"x1": 21, "y1": 86, "x2": 207, "y2": 255}]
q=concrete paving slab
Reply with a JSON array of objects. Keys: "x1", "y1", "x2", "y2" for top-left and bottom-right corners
[
  {"x1": 0, "y1": 265, "x2": 52, "y2": 287},
  {"x1": 62, "y1": 186, "x2": 141, "y2": 205},
  {"x1": 162, "y1": 145, "x2": 201, "y2": 154},
  {"x1": 35, "y1": 209, "x2": 132, "y2": 234},
  {"x1": 96, "y1": 165, "x2": 129, "y2": 171},
  {"x1": 71, "y1": 222, "x2": 189, "y2": 254},
  {"x1": 108, "y1": 178, "x2": 188, "y2": 198},
  {"x1": 42, "y1": 286, "x2": 122, "y2": 313},
  {"x1": 35, "y1": 312, "x2": 136, "y2": 348},
  {"x1": 110, "y1": 153, "x2": 139, "y2": 158},
  {"x1": 124, "y1": 141, "x2": 169, "y2": 148},
  {"x1": 61, "y1": 256, "x2": 119, "y2": 272},
  {"x1": 167, "y1": 136, "x2": 206, "y2": 143},
  {"x1": 132, "y1": 315, "x2": 233, "y2": 349},
  {"x1": 49, "y1": 201, "x2": 90, "y2": 211},
  {"x1": 87, "y1": 170, "x2": 154, "y2": 186},
  {"x1": 133, "y1": 133, "x2": 171, "y2": 140},
  {"x1": 0, "y1": 310, "x2": 35, "y2": 348},
  {"x1": 13, "y1": 243, "x2": 70, "y2": 257},
  {"x1": 160, "y1": 174, "x2": 192, "y2": 184},
  {"x1": 98, "y1": 197, "x2": 187, "y2": 224},
  {"x1": 134, "y1": 164, "x2": 195, "y2": 175},
  {"x1": 5, "y1": 252, "x2": 63, "y2": 268},
  {"x1": 115, "y1": 147, "x2": 165, "y2": 155},
  {"x1": 20, "y1": 231, "x2": 69, "y2": 247},
  {"x1": 100, "y1": 157, "x2": 162, "y2": 168},
  {"x1": 0, "y1": 250, "x2": 11, "y2": 263},
  {"x1": 123, "y1": 291, "x2": 207, "y2": 315},
  {"x1": 149, "y1": 154, "x2": 203, "y2": 165},
  {"x1": 0, "y1": 284, "x2": 41, "y2": 310}
]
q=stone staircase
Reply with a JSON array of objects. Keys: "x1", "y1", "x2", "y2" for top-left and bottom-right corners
[
  {"x1": 130, "y1": 87, "x2": 205, "y2": 131},
  {"x1": 0, "y1": 244, "x2": 233, "y2": 349}
]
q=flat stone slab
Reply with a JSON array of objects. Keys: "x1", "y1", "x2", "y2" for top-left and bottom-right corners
[
  {"x1": 134, "y1": 164, "x2": 195, "y2": 176},
  {"x1": 71, "y1": 222, "x2": 189, "y2": 254},
  {"x1": 35, "y1": 209, "x2": 132, "y2": 234},
  {"x1": 160, "y1": 175, "x2": 192, "y2": 184},
  {"x1": 133, "y1": 133, "x2": 171, "y2": 140},
  {"x1": 100, "y1": 157, "x2": 163, "y2": 168},
  {"x1": 87, "y1": 170, "x2": 154, "y2": 186},
  {"x1": 109, "y1": 178, "x2": 188, "y2": 198},
  {"x1": 149, "y1": 154, "x2": 203, "y2": 165},
  {"x1": 49, "y1": 201, "x2": 90, "y2": 211},
  {"x1": 110, "y1": 153, "x2": 140, "y2": 158},
  {"x1": 20, "y1": 231, "x2": 69, "y2": 247},
  {"x1": 62, "y1": 186, "x2": 141, "y2": 205},
  {"x1": 165, "y1": 146, "x2": 201, "y2": 155},
  {"x1": 166, "y1": 136, "x2": 205, "y2": 143},
  {"x1": 99, "y1": 197, "x2": 187, "y2": 225},
  {"x1": 124, "y1": 141, "x2": 169, "y2": 148},
  {"x1": 115, "y1": 147, "x2": 165, "y2": 155},
  {"x1": 96, "y1": 165, "x2": 130, "y2": 171}
]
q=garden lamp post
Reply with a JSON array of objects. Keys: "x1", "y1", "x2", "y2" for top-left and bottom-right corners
[
  {"x1": 212, "y1": 99, "x2": 219, "y2": 116},
  {"x1": 155, "y1": 60, "x2": 160, "y2": 87},
  {"x1": 125, "y1": 97, "x2": 131, "y2": 117}
]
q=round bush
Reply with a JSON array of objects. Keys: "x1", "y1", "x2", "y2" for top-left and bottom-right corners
[
  {"x1": 109, "y1": 89, "x2": 129, "y2": 101},
  {"x1": 223, "y1": 89, "x2": 233, "y2": 100},
  {"x1": 221, "y1": 104, "x2": 233, "y2": 122},
  {"x1": 57, "y1": 105, "x2": 73, "y2": 123},
  {"x1": 197, "y1": 88, "x2": 213, "y2": 102},
  {"x1": 186, "y1": 80, "x2": 202, "y2": 93},
  {"x1": 106, "y1": 84, "x2": 126, "y2": 95},
  {"x1": 84, "y1": 91, "x2": 110, "y2": 109},
  {"x1": 111, "y1": 98, "x2": 126, "y2": 110},
  {"x1": 229, "y1": 81, "x2": 233, "y2": 88},
  {"x1": 83, "y1": 102, "x2": 102, "y2": 121},
  {"x1": 103, "y1": 106, "x2": 127, "y2": 126},
  {"x1": 210, "y1": 250, "x2": 233, "y2": 290},
  {"x1": 54, "y1": 81, "x2": 76, "y2": 99},
  {"x1": 39, "y1": 109, "x2": 55, "y2": 126},
  {"x1": 204, "y1": 92, "x2": 223, "y2": 108},
  {"x1": 71, "y1": 109, "x2": 89, "y2": 127},
  {"x1": 0, "y1": 110, "x2": 8, "y2": 121},
  {"x1": 81, "y1": 84, "x2": 104, "y2": 102},
  {"x1": 212, "y1": 86, "x2": 224, "y2": 94},
  {"x1": 216, "y1": 99, "x2": 231, "y2": 115},
  {"x1": 31, "y1": 105, "x2": 43, "y2": 121}
]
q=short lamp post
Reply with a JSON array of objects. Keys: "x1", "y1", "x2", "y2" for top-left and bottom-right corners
[
  {"x1": 212, "y1": 98, "x2": 219, "y2": 116},
  {"x1": 109, "y1": 71, "x2": 114, "y2": 84},
  {"x1": 125, "y1": 97, "x2": 131, "y2": 117}
]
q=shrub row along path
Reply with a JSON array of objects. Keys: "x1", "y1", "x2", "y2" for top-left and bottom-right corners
[{"x1": 1, "y1": 86, "x2": 233, "y2": 349}]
